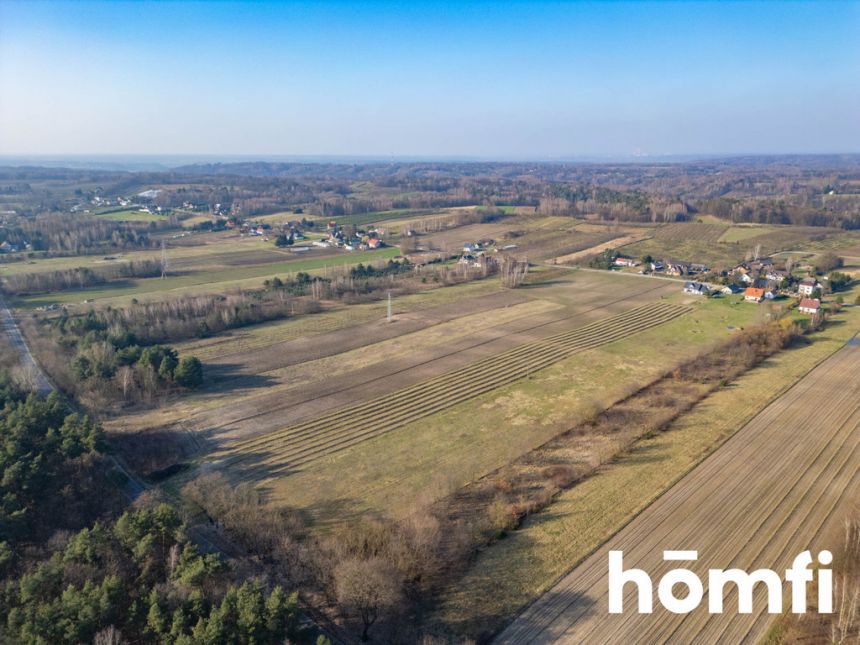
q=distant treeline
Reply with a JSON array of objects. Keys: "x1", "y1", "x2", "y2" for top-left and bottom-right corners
[
  {"x1": 2, "y1": 260, "x2": 163, "y2": 295},
  {"x1": 3, "y1": 155, "x2": 859, "y2": 229}
]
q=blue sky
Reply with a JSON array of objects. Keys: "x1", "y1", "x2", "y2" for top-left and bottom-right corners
[{"x1": 0, "y1": 0, "x2": 858, "y2": 158}]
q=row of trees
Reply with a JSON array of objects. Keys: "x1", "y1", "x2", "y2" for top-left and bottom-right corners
[
  {"x1": 0, "y1": 214, "x2": 160, "y2": 257},
  {"x1": 2, "y1": 260, "x2": 162, "y2": 295},
  {"x1": 56, "y1": 293, "x2": 298, "y2": 346}
]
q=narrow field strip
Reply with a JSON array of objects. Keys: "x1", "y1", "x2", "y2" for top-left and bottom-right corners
[{"x1": 214, "y1": 302, "x2": 690, "y2": 473}]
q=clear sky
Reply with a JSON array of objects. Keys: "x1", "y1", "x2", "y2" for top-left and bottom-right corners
[{"x1": 1, "y1": 0, "x2": 858, "y2": 158}]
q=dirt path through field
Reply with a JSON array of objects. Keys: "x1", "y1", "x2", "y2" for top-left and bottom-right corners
[
  {"x1": 498, "y1": 337, "x2": 860, "y2": 644},
  {"x1": 551, "y1": 233, "x2": 650, "y2": 265}
]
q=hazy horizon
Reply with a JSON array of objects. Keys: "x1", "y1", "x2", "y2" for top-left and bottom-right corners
[{"x1": 1, "y1": 0, "x2": 858, "y2": 158}]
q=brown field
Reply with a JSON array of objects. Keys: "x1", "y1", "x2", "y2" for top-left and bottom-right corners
[
  {"x1": 553, "y1": 233, "x2": 650, "y2": 265},
  {"x1": 114, "y1": 271, "x2": 680, "y2": 450},
  {"x1": 653, "y1": 222, "x2": 728, "y2": 243},
  {"x1": 214, "y1": 301, "x2": 691, "y2": 475},
  {"x1": 498, "y1": 338, "x2": 860, "y2": 644}
]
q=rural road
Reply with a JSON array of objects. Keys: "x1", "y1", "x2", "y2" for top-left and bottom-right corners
[
  {"x1": 0, "y1": 296, "x2": 54, "y2": 395},
  {"x1": 497, "y1": 336, "x2": 860, "y2": 644},
  {"x1": 543, "y1": 264, "x2": 721, "y2": 291}
]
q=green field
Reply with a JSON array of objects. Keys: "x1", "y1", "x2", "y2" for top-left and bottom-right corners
[
  {"x1": 95, "y1": 208, "x2": 168, "y2": 222},
  {"x1": 717, "y1": 224, "x2": 776, "y2": 242},
  {"x1": 15, "y1": 246, "x2": 400, "y2": 308}
]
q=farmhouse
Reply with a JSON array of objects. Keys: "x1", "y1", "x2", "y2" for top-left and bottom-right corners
[
  {"x1": 798, "y1": 279, "x2": 818, "y2": 296},
  {"x1": 744, "y1": 287, "x2": 766, "y2": 303},
  {"x1": 613, "y1": 256, "x2": 639, "y2": 267},
  {"x1": 749, "y1": 258, "x2": 773, "y2": 272},
  {"x1": 766, "y1": 269, "x2": 789, "y2": 282},
  {"x1": 665, "y1": 260, "x2": 690, "y2": 276},
  {"x1": 683, "y1": 281, "x2": 709, "y2": 296},
  {"x1": 798, "y1": 298, "x2": 821, "y2": 315}
]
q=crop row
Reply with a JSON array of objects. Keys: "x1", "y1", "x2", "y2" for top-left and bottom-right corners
[{"x1": 216, "y1": 302, "x2": 691, "y2": 474}]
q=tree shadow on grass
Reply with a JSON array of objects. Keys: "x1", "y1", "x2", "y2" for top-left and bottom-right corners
[{"x1": 198, "y1": 362, "x2": 280, "y2": 393}]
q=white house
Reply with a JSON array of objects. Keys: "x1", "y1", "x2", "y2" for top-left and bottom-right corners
[{"x1": 798, "y1": 279, "x2": 818, "y2": 296}]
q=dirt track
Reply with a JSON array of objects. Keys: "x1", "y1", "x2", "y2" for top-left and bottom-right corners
[{"x1": 498, "y1": 337, "x2": 860, "y2": 644}]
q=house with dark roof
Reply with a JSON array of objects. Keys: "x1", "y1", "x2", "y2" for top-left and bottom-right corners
[{"x1": 683, "y1": 281, "x2": 709, "y2": 296}]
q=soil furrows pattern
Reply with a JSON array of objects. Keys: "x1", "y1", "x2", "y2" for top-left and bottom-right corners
[
  {"x1": 497, "y1": 340, "x2": 860, "y2": 644},
  {"x1": 215, "y1": 302, "x2": 691, "y2": 474}
]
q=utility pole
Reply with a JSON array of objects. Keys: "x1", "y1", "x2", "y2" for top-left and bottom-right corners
[{"x1": 160, "y1": 239, "x2": 169, "y2": 278}]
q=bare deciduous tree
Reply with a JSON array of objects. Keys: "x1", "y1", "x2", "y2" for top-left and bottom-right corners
[
  {"x1": 500, "y1": 256, "x2": 529, "y2": 288},
  {"x1": 335, "y1": 556, "x2": 403, "y2": 641}
]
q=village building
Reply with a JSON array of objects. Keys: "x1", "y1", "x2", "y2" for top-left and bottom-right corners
[
  {"x1": 744, "y1": 287, "x2": 766, "y2": 303},
  {"x1": 665, "y1": 260, "x2": 690, "y2": 276},
  {"x1": 798, "y1": 279, "x2": 818, "y2": 296},
  {"x1": 613, "y1": 256, "x2": 639, "y2": 267},
  {"x1": 798, "y1": 298, "x2": 821, "y2": 315},
  {"x1": 683, "y1": 282, "x2": 709, "y2": 296}
]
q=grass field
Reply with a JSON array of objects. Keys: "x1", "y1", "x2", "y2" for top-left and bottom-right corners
[
  {"x1": 174, "y1": 278, "x2": 508, "y2": 360},
  {"x1": 14, "y1": 246, "x2": 400, "y2": 308},
  {"x1": 214, "y1": 302, "x2": 692, "y2": 475},
  {"x1": 253, "y1": 291, "x2": 761, "y2": 524},
  {"x1": 94, "y1": 209, "x2": 168, "y2": 222},
  {"x1": 620, "y1": 222, "x2": 850, "y2": 268},
  {"x1": 332, "y1": 208, "x2": 439, "y2": 227},
  {"x1": 435, "y1": 295, "x2": 860, "y2": 639},
  {"x1": 108, "y1": 270, "x2": 766, "y2": 533},
  {"x1": 0, "y1": 234, "x2": 282, "y2": 276},
  {"x1": 717, "y1": 224, "x2": 776, "y2": 243}
]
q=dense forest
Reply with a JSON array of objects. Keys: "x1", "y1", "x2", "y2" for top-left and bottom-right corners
[{"x1": 0, "y1": 364, "x2": 318, "y2": 644}]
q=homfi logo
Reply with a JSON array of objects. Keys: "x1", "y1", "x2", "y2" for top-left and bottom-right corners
[{"x1": 608, "y1": 550, "x2": 833, "y2": 614}]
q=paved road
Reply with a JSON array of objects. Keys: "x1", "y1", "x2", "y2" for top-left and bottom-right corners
[{"x1": 497, "y1": 338, "x2": 860, "y2": 644}]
